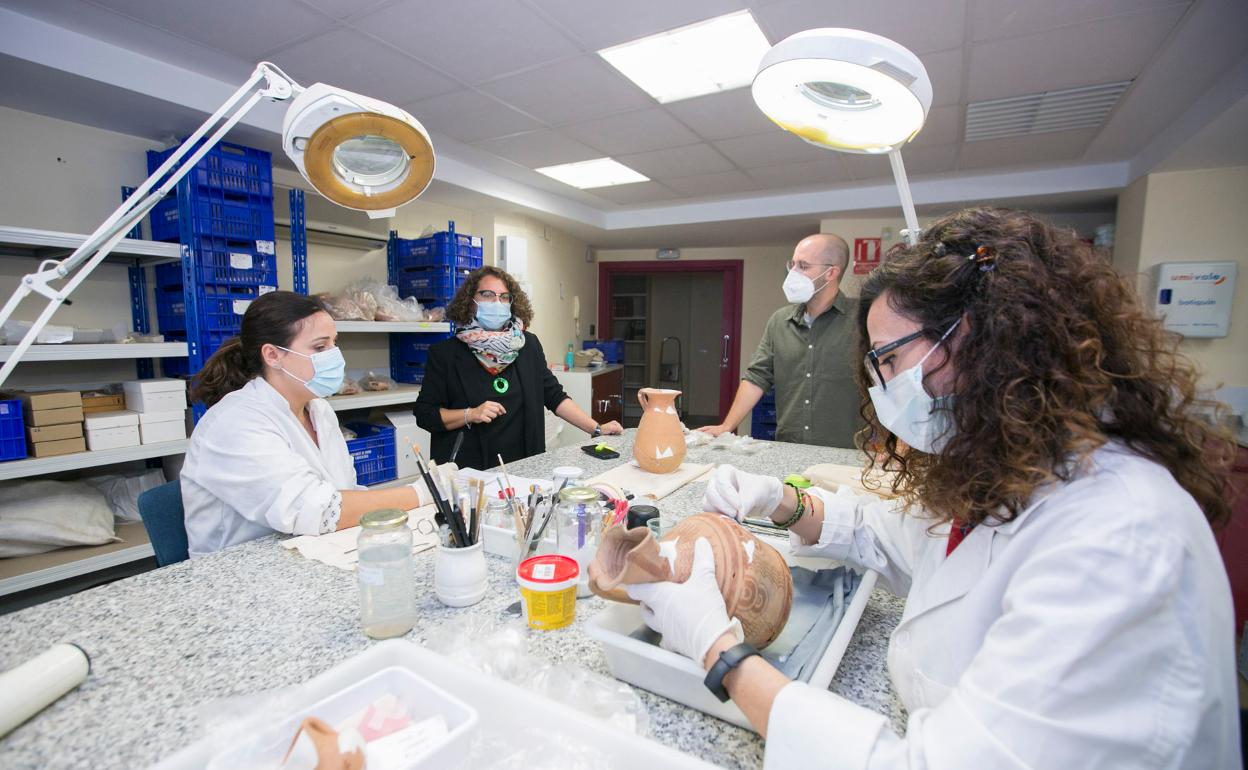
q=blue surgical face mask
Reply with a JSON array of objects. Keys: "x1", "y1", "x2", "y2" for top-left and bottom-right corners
[
  {"x1": 866, "y1": 320, "x2": 960, "y2": 453},
  {"x1": 475, "y1": 300, "x2": 512, "y2": 331},
  {"x1": 276, "y1": 345, "x2": 346, "y2": 398}
]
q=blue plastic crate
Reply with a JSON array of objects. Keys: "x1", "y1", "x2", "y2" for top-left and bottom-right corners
[
  {"x1": 147, "y1": 141, "x2": 273, "y2": 199},
  {"x1": 343, "y1": 422, "x2": 397, "y2": 486},
  {"x1": 394, "y1": 265, "x2": 470, "y2": 301},
  {"x1": 156, "y1": 284, "x2": 265, "y2": 335},
  {"x1": 161, "y1": 326, "x2": 239, "y2": 378},
  {"x1": 391, "y1": 359, "x2": 427, "y2": 385},
  {"x1": 390, "y1": 226, "x2": 484, "y2": 270},
  {"x1": 0, "y1": 399, "x2": 28, "y2": 462},
  {"x1": 390, "y1": 332, "x2": 453, "y2": 367},
  {"x1": 154, "y1": 240, "x2": 277, "y2": 288},
  {"x1": 151, "y1": 195, "x2": 276, "y2": 243},
  {"x1": 751, "y1": 422, "x2": 776, "y2": 441},
  {"x1": 583, "y1": 339, "x2": 624, "y2": 364}
]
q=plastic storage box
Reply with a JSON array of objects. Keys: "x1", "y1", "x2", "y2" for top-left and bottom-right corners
[
  {"x1": 344, "y1": 422, "x2": 397, "y2": 486},
  {"x1": 154, "y1": 240, "x2": 277, "y2": 287},
  {"x1": 583, "y1": 339, "x2": 624, "y2": 364},
  {"x1": 389, "y1": 333, "x2": 453, "y2": 366},
  {"x1": 394, "y1": 265, "x2": 470, "y2": 304},
  {"x1": 0, "y1": 399, "x2": 27, "y2": 461},
  {"x1": 389, "y1": 224, "x2": 484, "y2": 270},
  {"x1": 147, "y1": 141, "x2": 273, "y2": 199}
]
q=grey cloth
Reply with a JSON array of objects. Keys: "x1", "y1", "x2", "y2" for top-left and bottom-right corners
[
  {"x1": 629, "y1": 566, "x2": 862, "y2": 684},
  {"x1": 742, "y1": 291, "x2": 862, "y2": 448}
]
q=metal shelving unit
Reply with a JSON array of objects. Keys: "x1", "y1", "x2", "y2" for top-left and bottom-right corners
[
  {"x1": 326, "y1": 384, "x2": 422, "y2": 412},
  {"x1": 0, "y1": 343, "x2": 187, "y2": 362},
  {"x1": 0, "y1": 521, "x2": 154, "y2": 597},
  {"x1": 0, "y1": 226, "x2": 180, "y2": 266},
  {"x1": 335, "y1": 321, "x2": 451, "y2": 334},
  {"x1": 0, "y1": 440, "x2": 189, "y2": 482}
]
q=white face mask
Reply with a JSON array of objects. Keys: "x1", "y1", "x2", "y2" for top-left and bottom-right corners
[
  {"x1": 867, "y1": 320, "x2": 960, "y2": 454},
  {"x1": 782, "y1": 265, "x2": 832, "y2": 304}
]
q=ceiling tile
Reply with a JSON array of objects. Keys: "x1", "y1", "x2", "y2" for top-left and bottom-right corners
[
  {"x1": 354, "y1": 0, "x2": 581, "y2": 84},
  {"x1": 745, "y1": 157, "x2": 851, "y2": 189},
  {"x1": 664, "y1": 88, "x2": 777, "y2": 141},
  {"x1": 588, "y1": 181, "x2": 683, "y2": 205},
  {"x1": 663, "y1": 170, "x2": 762, "y2": 197},
  {"x1": 268, "y1": 27, "x2": 456, "y2": 104},
  {"x1": 713, "y1": 130, "x2": 830, "y2": 168},
  {"x1": 911, "y1": 105, "x2": 961, "y2": 148},
  {"x1": 527, "y1": 0, "x2": 746, "y2": 50},
  {"x1": 753, "y1": 0, "x2": 967, "y2": 54},
  {"x1": 563, "y1": 108, "x2": 702, "y2": 155},
  {"x1": 957, "y1": 128, "x2": 1098, "y2": 170},
  {"x1": 90, "y1": 0, "x2": 334, "y2": 60},
  {"x1": 472, "y1": 129, "x2": 601, "y2": 168},
  {"x1": 478, "y1": 56, "x2": 654, "y2": 125},
  {"x1": 842, "y1": 144, "x2": 959, "y2": 180},
  {"x1": 615, "y1": 143, "x2": 737, "y2": 179},
  {"x1": 920, "y1": 48, "x2": 964, "y2": 109},
  {"x1": 405, "y1": 90, "x2": 543, "y2": 143},
  {"x1": 299, "y1": 0, "x2": 391, "y2": 20},
  {"x1": 972, "y1": 0, "x2": 1191, "y2": 42},
  {"x1": 967, "y1": 6, "x2": 1187, "y2": 101}
]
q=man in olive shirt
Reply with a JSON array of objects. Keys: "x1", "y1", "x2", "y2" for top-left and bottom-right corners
[{"x1": 700, "y1": 233, "x2": 861, "y2": 448}]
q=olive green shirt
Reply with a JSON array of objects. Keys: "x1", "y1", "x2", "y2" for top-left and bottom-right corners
[{"x1": 743, "y1": 292, "x2": 862, "y2": 448}]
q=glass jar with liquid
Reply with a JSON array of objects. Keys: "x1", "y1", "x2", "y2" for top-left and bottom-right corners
[
  {"x1": 357, "y1": 508, "x2": 415, "y2": 639},
  {"x1": 554, "y1": 486, "x2": 606, "y2": 598}
]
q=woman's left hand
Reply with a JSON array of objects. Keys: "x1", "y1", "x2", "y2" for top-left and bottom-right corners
[{"x1": 599, "y1": 421, "x2": 624, "y2": 435}]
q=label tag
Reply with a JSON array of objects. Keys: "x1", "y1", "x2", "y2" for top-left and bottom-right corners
[
  {"x1": 256, "y1": 240, "x2": 275, "y2": 255},
  {"x1": 232, "y1": 299, "x2": 252, "y2": 315},
  {"x1": 229, "y1": 252, "x2": 253, "y2": 270},
  {"x1": 259, "y1": 285, "x2": 277, "y2": 295},
  {"x1": 533, "y1": 563, "x2": 555, "y2": 580},
  {"x1": 357, "y1": 563, "x2": 384, "y2": 586}
]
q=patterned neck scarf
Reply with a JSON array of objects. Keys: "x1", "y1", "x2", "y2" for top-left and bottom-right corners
[{"x1": 456, "y1": 317, "x2": 527, "y2": 375}]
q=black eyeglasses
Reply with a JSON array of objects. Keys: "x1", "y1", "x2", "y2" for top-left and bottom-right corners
[
  {"x1": 864, "y1": 330, "x2": 928, "y2": 391},
  {"x1": 476, "y1": 289, "x2": 512, "y2": 302}
]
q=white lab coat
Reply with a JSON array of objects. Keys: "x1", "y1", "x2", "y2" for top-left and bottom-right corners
[
  {"x1": 181, "y1": 378, "x2": 361, "y2": 557},
  {"x1": 765, "y1": 443, "x2": 1240, "y2": 770}
]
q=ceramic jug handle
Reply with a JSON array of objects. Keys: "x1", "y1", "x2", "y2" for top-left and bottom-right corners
[{"x1": 638, "y1": 389, "x2": 649, "y2": 409}]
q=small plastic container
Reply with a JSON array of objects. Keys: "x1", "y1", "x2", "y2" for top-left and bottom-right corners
[
  {"x1": 434, "y1": 541, "x2": 487, "y2": 608},
  {"x1": 516, "y1": 555, "x2": 579, "y2": 631}
]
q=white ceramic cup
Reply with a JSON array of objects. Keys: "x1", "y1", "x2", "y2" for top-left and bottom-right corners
[{"x1": 434, "y1": 541, "x2": 488, "y2": 607}]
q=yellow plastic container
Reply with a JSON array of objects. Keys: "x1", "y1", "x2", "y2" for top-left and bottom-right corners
[{"x1": 516, "y1": 555, "x2": 579, "y2": 630}]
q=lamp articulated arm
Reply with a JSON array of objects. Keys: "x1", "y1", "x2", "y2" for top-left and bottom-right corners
[
  {"x1": 888, "y1": 149, "x2": 922, "y2": 247},
  {"x1": 0, "y1": 62, "x2": 303, "y2": 388}
]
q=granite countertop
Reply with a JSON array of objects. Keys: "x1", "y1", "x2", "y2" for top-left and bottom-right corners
[{"x1": 0, "y1": 431, "x2": 906, "y2": 770}]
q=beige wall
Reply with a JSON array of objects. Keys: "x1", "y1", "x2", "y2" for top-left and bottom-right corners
[{"x1": 1113, "y1": 166, "x2": 1248, "y2": 388}]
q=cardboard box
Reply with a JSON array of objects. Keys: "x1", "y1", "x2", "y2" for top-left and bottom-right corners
[
  {"x1": 81, "y1": 394, "x2": 124, "y2": 412},
  {"x1": 140, "y1": 420, "x2": 187, "y2": 445},
  {"x1": 27, "y1": 422, "x2": 83, "y2": 443},
  {"x1": 86, "y1": 425, "x2": 141, "y2": 451},
  {"x1": 84, "y1": 410, "x2": 139, "y2": 430},
  {"x1": 30, "y1": 437, "x2": 86, "y2": 458},
  {"x1": 123, "y1": 379, "x2": 187, "y2": 414},
  {"x1": 14, "y1": 390, "x2": 82, "y2": 412},
  {"x1": 26, "y1": 406, "x2": 84, "y2": 427},
  {"x1": 136, "y1": 410, "x2": 186, "y2": 425}
]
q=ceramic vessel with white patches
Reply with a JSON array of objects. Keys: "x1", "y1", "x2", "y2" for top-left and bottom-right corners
[
  {"x1": 632, "y1": 388, "x2": 687, "y2": 474},
  {"x1": 587, "y1": 512, "x2": 794, "y2": 648}
]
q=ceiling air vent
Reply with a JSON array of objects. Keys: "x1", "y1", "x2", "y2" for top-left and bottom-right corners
[{"x1": 965, "y1": 81, "x2": 1131, "y2": 142}]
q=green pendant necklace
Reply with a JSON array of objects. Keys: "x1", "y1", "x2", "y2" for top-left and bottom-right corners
[{"x1": 492, "y1": 376, "x2": 509, "y2": 394}]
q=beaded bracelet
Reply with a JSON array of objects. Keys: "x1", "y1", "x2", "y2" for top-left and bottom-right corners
[{"x1": 776, "y1": 484, "x2": 807, "y2": 530}]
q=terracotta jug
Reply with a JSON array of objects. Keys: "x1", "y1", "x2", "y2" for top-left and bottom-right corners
[
  {"x1": 633, "y1": 388, "x2": 687, "y2": 474},
  {"x1": 588, "y1": 513, "x2": 793, "y2": 649}
]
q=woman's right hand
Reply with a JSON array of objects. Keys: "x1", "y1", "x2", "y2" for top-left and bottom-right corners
[
  {"x1": 468, "y1": 401, "x2": 506, "y2": 424},
  {"x1": 702, "y1": 465, "x2": 784, "y2": 523}
]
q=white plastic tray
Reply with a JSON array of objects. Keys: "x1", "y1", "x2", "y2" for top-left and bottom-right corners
[
  {"x1": 586, "y1": 537, "x2": 878, "y2": 731},
  {"x1": 151, "y1": 640, "x2": 719, "y2": 770}
]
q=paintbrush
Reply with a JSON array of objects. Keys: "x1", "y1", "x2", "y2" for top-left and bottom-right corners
[
  {"x1": 415, "y1": 445, "x2": 466, "y2": 547},
  {"x1": 449, "y1": 430, "x2": 465, "y2": 464}
]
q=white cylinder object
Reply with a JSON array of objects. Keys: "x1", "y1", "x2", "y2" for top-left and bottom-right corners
[
  {"x1": 434, "y1": 542, "x2": 488, "y2": 607},
  {"x1": 0, "y1": 643, "x2": 90, "y2": 738}
]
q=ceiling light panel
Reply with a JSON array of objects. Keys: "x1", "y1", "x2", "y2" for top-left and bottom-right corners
[
  {"x1": 535, "y1": 158, "x2": 649, "y2": 189},
  {"x1": 598, "y1": 10, "x2": 771, "y2": 104},
  {"x1": 964, "y1": 81, "x2": 1131, "y2": 142}
]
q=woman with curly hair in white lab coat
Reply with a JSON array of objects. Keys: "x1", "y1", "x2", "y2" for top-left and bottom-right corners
[{"x1": 626, "y1": 207, "x2": 1241, "y2": 769}]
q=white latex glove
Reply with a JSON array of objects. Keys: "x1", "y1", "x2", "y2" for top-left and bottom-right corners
[
  {"x1": 701, "y1": 465, "x2": 784, "y2": 523},
  {"x1": 408, "y1": 462, "x2": 458, "y2": 507},
  {"x1": 625, "y1": 538, "x2": 743, "y2": 663}
]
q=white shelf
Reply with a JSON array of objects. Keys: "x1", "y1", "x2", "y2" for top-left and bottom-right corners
[
  {"x1": 0, "y1": 342, "x2": 188, "y2": 362},
  {"x1": 0, "y1": 439, "x2": 189, "y2": 481},
  {"x1": 0, "y1": 521, "x2": 153, "y2": 596},
  {"x1": 0, "y1": 226, "x2": 181, "y2": 267},
  {"x1": 327, "y1": 384, "x2": 421, "y2": 412},
  {"x1": 335, "y1": 321, "x2": 451, "y2": 334}
]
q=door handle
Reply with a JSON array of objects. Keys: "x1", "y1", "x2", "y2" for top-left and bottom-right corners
[{"x1": 721, "y1": 334, "x2": 730, "y2": 369}]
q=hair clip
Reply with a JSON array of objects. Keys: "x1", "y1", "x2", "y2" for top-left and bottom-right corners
[
  {"x1": 970, "y1": 245, "x2": 997, "y2": 272},
  {"x1": 932, "y1": 242, "x2": 948, "y2": 257}
]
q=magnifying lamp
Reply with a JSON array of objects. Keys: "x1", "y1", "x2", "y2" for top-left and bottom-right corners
[
  {"x1": 752, "y1": 28, "x2": 931, "y2": 245},
  {"x1": 0, "y1": 62, "x2": 435, "y2": 386}
]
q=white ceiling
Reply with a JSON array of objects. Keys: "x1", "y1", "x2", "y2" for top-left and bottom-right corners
[{"x1": 0, "y1": 0, "x2": 1245, "y2": 246}]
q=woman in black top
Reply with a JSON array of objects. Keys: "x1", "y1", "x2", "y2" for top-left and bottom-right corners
[{"x1": 415, "y1": 267, "x2": 622, "y2": 469}]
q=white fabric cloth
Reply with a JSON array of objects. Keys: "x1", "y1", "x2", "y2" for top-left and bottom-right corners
[
  {"x1": 0, "y1": 480, "x2": 118, "y2": 557},
  {"x1": 764, "y1": 443, "x2": 1240, "y2": 770},
  {"x1": 182, "y1": 378, "x2": 362, "y2": 558}
]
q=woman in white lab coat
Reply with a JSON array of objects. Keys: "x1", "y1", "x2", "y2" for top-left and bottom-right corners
[
  {"x1": 626, "y1": 208, "x2": 1241, "y2": 768},
  {"x1": 181, "y1": 291, "x2": 436, "y2": 557}
]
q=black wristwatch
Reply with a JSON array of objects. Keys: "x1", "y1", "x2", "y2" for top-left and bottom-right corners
[
  {"x1": 704, "y1": 642, "x2": 759, "y2": 702},
  {"x1": 591, "y1": 423, "x2": 602, "y2": 438}
]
